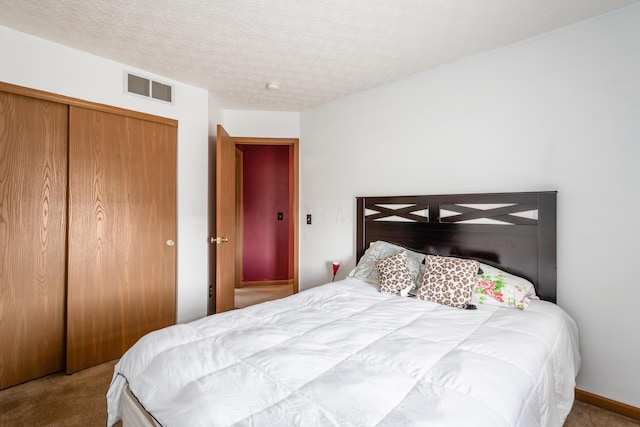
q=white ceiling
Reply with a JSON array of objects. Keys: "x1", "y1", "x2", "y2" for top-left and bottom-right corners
[{"x1": 1, "y1": 0, "x2": 638, "y2": 111}]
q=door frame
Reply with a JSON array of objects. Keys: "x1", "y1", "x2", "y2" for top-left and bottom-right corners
[
  {"x1": 208, "y1": 134, "x2": 299, "y2": 315},
  {"x1": 235, "y1": 148, "x2": 244, "y2": 289},
  {"x1": 232, "y1": 137, "x2": 299, "y2": 295}
]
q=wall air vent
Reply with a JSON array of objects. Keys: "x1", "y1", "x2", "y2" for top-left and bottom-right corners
[{"x1": 124, "y1": 71, "x2": 174, "y2": 104}]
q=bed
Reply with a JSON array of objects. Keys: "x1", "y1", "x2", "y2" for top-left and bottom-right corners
[{"x1": 107, "y1": 191, "x2": 580, "y2": 427}]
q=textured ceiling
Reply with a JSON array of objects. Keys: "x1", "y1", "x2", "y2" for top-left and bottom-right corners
[{"x1": 0, "y1": 0, "x2": 638, "y2": 111}]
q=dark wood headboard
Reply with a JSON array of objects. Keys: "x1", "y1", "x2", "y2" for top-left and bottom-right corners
[{"x1": 356, "y1": 191, "x2": 557, "y2": 303}]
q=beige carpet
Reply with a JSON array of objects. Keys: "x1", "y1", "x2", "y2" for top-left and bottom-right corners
[
  {"x1": 0, "y1": 358, "x2": 119, "y2": 427},
  {"x1": 565, "y1": 400, "x2": 640, "y2": 426}
]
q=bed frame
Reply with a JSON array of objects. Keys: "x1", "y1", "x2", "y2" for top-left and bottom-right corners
[{"x1": 356, "y1": 191, "x2": 557, "y2": 302}]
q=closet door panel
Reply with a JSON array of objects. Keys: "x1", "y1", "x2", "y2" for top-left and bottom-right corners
[
  {"x1": 0, "y1": 92, "x2": 68, "y2": 389},
  {"x1": 67, "y1": 106, "x2": 176, "y2": 373}
]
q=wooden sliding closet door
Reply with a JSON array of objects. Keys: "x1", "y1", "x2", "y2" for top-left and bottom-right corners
[
  {"x1": 66, "y1": 106, "x2": 177, "y2": 373},
  {"x1": 0, "y1": 92, "x2": 68, "y2": 389}
]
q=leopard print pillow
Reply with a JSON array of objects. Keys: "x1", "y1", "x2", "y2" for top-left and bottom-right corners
[
  {"x1": 417, "y1": 255, "x2": 480, "y2": 309},
  {"x1": 375, "y1": 251, "x2": 415, "y2": 295}
]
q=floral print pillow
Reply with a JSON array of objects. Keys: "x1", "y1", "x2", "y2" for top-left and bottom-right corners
[{"x1": 471, "y1": 263, "x2": 538, "y2": 310}]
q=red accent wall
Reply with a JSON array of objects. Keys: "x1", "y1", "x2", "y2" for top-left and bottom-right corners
[{"x1": 240, "y1": 145, "x2": 292, "y2": 282}]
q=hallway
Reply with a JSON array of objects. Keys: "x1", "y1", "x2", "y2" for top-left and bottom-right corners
[{"x1": 234, "y1": 284, "x2": 293, "y2": 309}]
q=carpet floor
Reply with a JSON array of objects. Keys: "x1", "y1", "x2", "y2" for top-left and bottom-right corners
[{"x1": 0, "y1": 358, "x2": 119, "y2": 426}]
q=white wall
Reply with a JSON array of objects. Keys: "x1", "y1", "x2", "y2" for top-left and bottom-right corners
[
  {"x1": 300, "y1": 4, "x2": 640, "y2": 408},
  {"x1": 223, "y1": 110, "x2": 300, "y2": 138},
  {"x1": 0, "y1": 25, "x2": 211, "y2": 323}
]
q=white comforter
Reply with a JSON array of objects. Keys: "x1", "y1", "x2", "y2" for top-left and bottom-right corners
[{"x1": 107, "y1": 278, "x2": 580, "y2": 427}]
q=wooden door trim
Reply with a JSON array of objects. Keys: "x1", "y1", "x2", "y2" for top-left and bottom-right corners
[
  {"x1": 0, "y1": 82, "x2": 177, "y2": 127},
  {"x1": 235, "y1": 148, "x2": 244, "y2": 289},
  {"x1": 232, "y1": 137, "x2": 298, "y2": 145},
  {"x1": 232, "y1": 137, "x2": 300, "y2": 294}
]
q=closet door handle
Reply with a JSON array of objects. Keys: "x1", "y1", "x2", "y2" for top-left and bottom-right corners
[{"x1": 166, "y1": 240, "x2": 175, "y2": 246}]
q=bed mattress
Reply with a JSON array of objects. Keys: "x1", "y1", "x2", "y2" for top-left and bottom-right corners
[{"x1": 107, "y1": 278, "x2": 579, "y2": 427}]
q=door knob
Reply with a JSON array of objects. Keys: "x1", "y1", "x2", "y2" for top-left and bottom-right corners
[
  {"x1": 166, "y1": 240, "x2": 175, "y2": 246},
  {"x1": 210, "y1": 237, "x2": 229, "y2": 244}
]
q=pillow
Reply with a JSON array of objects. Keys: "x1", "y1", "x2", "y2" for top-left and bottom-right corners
[
  {"x1": 348, "y1": 241, "x2": 425, "y2": 284},
  {"x1": 417, "y1": 255, "x2": 480, "y2": 309},
  {"x1": 375, "y1": 252, "x2": 415, "y2": 295},
  {"x1": 471, "y1": 263, "x2": 538, "y2": 310}
]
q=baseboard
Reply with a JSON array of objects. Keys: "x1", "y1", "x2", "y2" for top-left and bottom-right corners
[
  {"x1": 240, "y1": 279, "x2": 293, "y2": 287},
  {"x1": 575, "y1": 389, "x2": 640, "y2": 420}
]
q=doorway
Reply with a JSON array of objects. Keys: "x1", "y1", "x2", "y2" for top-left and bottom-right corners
[{"x1": 208, "y1": 132, "x2": 299, "y2": 315}]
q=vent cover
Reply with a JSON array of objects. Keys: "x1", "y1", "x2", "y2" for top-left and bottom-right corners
[{"x1": 124, "y1": 71, "x2": 174, "y2": 104}]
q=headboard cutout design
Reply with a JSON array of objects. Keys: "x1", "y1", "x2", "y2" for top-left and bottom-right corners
[{"x1": 356, "y1": 192, "x2": 557, "y2": 302}]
